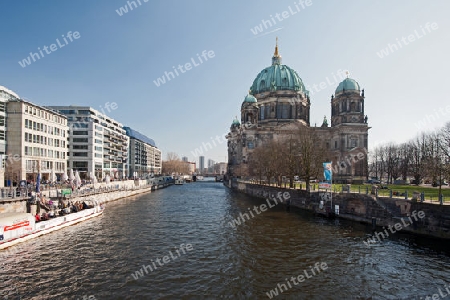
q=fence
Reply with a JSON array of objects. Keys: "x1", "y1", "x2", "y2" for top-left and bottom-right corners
[{"x1": 240, "y1": 179, "x2": 449, "y2": 203}]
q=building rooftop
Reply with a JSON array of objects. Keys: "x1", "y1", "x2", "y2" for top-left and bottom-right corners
[{"x1": 123, "y1": 126, "x2": 156, "y2": 147}]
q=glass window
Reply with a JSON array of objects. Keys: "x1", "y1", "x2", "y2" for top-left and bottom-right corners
[{"x1": 73, "y1": 131, "x2": 88, "y2": 135}]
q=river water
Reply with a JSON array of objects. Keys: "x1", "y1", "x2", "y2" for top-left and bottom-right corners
[{"x1": 1, "y1": 181, "x2": 449, "y2": 300}]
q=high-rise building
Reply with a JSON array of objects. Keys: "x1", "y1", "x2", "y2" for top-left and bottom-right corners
[
  {"x1": 124, "y1": 127, "x2": 161, "y2": 177},
  {"x1": 207, "y1": 159, "x2": 216, "y2": 173},
  {"x1": 0, "y1": 86, "x2": 20, "y2": 186},
  {"x1": 6, "y1": 99, "x2": 68, "y2": 183},
  {"x1": 182, "y1": 156, "x2": 188, "y2": 162},
  {"x1": 199, "y1": 156, "x2": 205, "y2": 174},
  {"x1": 47, "y1": 106, "x2": 129, "y2": 180}
]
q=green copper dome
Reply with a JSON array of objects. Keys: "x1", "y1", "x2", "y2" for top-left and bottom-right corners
[
  {"x1": 231, "y1": 118, "x2": 240, "y2": 126},
  {"x1": 335, "y1": 78, "x2": 360, "y2": 94},
  {"x1": 243, "y1": 94, "x2": 257, "y2": 103},
  {"x1": 250, "y1": 64, "x2": 306, "y2": 94}
]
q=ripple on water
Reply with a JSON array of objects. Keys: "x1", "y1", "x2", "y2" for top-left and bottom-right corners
[{"x1": 1, "y1": 183, "x2": 450, "y2": 299}]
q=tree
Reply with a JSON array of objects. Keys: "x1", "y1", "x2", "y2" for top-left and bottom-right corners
[
  {"x1": 161, "y1": 152, "x2": 189, "y2": 175},
  {"x1": 296, "y1": 126, "x2": 328, "y2": 191}
]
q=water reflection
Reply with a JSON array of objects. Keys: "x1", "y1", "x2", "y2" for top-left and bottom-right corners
[{"x1": 0, "y1": 182, "x2": 449, "y2": 299}]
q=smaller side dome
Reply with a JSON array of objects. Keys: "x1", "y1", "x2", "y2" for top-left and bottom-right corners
[
  {"x1": 231, "y1": 117, "x2": 240, "y2": 127},
  {"x1": 335, "y1": 78, "x2": 360, "y2": 94},
  {"x1": 243, "y1": 94, "x2": 257, "y2": 103}
]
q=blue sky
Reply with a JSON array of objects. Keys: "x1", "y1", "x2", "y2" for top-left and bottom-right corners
[{"x1": 1, "y1": 0, "x2": 449, "y2": 165}]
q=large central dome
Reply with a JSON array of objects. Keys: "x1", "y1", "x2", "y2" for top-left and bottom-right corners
[{"x1": 250, "y1": 41, "x2": 306, "y2": 95}]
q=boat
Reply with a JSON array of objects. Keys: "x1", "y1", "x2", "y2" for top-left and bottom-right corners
[
  {"x1": 174, "y1": 177, "x2": 185, "y2": 185},
  {"x1": 0, "y1": 199, "x2": 104, "y2": 250},
  {"x1": 196, "y1": 176, "x2": 204, "y2": 181}
]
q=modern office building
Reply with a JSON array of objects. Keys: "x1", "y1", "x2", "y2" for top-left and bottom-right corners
[
  {"x1": 124, "y1": 127, "x2": 161, "y2": 178},
  {"x1": 182, "y1": 156, "x2": 188, "y2": 162},
  {"x1": 6, "y1": 99, "x2": 68, "y2": 183},
  {"x1": 207, "y1": 159, "x2": 216, "y2": 173},
  {"x1": 198, "y1": 156, "x2": 205, "y2": 174},
  {"x1": 47, "y1": 106, "x2": 129, "y2": 180}
]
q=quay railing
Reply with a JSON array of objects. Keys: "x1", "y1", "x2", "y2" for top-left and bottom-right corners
[{"x1": 236, "y1": 179, "x2": 449, "y2": 204}]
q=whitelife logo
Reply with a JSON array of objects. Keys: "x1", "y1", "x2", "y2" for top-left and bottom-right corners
[
  {"x1": 363, "y1": 210, "x2": 425, "y2": 247},
  {"x1": 18, "y1": 31, "x2": 81, "y2": 68},
  {"x1": 376, "y1": 22, "x2": 438, "y2": 58},
  {"x1": 153, "y1": 50, "x2": 215, "y2": 87},
  {"x1": 130, "y1": 243, "x2": 194, "y2": 280},
  {"x1": 250, "y1": 0, "x2": 313, "y2": 35},
  {"x1": 266, "y1": 262, "x2": 328, "y2": 298},
  {"x1": 228, "y1": 192, "x2": 291, "y2": 229}
]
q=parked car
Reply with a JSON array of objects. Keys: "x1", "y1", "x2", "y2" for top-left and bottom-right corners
[
  {"x1": 432, "y1": 180, "x2": 449, "y2": 187},
  {"x1": 367, "y1": 179, "x2": 381, "y2": 184}
]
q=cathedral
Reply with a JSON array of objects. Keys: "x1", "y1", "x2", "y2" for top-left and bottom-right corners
[{"x1": 226, "y1": 40, "x2": 370, "y2": 183}]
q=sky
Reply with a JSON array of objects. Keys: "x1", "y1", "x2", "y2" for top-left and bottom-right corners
[{"x1": 1, "y1": 0, "x2": 450, "y2": 166}]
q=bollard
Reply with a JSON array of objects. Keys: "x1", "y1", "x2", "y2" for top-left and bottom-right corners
[
  {"x1": 389, "y1": 190, "x2": 393, "y2": 198},
  {"x1": 375, "y1": 189, "x2": 378, "y2": 197},
  {"x1": 405, "y1": 191, "x2": 408, "y2": 200},
  {"x1": 440, "y1": 194, "x2": 443, "y2": 205},
  {"x1": 366, "y1": 186, "x2": 369, "y2": 195},
  {"x1": 358, "y1": 186, "x2": 361, "y2": 194},
  {"x1": 420, "y1": 192, "x2": 424, "y2": 203}
]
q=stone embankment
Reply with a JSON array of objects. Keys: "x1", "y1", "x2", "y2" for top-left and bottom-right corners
[
  {"x1": 0, "y1": 179, "x2": 161, "y2": 214},
  {"x1": 227, "y1": 180, "x2": 450, "y2": 239}
]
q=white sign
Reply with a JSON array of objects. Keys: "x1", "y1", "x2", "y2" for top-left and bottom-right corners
[{"x1": 319, "y1": 182, "x2": 332, "y2": 189}]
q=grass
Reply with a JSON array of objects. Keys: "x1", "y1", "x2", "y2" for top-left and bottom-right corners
[{"x1": 244, "y1": 180, "x2": 449, "y2": 202}]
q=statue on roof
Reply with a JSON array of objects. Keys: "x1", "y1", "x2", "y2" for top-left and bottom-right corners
[{"x1": 321, "y1": 115, "x2": 328, "y2": 127}]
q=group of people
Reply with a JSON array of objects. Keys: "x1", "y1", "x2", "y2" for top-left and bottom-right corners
[{"x1": 31, "y1": 192, "x2": 90, "y2": 222}]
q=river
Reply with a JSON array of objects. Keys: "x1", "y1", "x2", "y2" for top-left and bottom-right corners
[{"x1": 1, "y1": 181, "x2": 449, "y2": 299}]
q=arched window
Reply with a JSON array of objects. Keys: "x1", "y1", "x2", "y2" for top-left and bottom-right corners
[{"x1": 260, "y1": 80, "x2": 266, "y2": 90}]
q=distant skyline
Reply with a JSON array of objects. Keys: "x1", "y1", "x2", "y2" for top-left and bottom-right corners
[{"x1": 1, "y1": 1, "x2": 450, "y2": 162}]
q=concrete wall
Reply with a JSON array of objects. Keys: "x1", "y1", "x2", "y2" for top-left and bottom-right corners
[
  {"x1": 228, "y1": 180, "x2": 450, "y2": 239},
  {"x1": 0, "y1": 180, "x2": 153, "y2": 214}
]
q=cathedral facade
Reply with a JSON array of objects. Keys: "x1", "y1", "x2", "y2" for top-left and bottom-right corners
[{"x1": 226, "y1": 42, "x2": 370, "y2": 183}]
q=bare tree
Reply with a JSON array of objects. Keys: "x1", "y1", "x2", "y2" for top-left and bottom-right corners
[
  {"x1": 297, "y1": 126, "x2": 328, "y2": 191},
  {"x1": 162, "y1": 152, "x2": 189, "y2": 175}
]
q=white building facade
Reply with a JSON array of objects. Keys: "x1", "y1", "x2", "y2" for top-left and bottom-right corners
[
  {"x1": 47, "y1": 106, "x2": 129, "y2": 180},
  {"x1": 6, "y1": 100, "x2": 68, "y2": 183}
]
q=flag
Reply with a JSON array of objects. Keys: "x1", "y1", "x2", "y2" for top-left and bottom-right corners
[
  {"x1": 36, "y1": 173, "x2": 41, "y2": 193},
  {"x1": 323, "y1": 162, "x2": 332, "y2": 182}
]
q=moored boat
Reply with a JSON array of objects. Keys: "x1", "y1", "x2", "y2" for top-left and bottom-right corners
[{"x1": 0, "y1": 200, "x2": 104, "y2": 250}]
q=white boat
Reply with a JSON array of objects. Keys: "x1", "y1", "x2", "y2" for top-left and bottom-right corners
[
  {"x1": 0, "y1": 200, "x2": 104, "y2": 250},
  {"x1": 175, "y1": 177, "x2": 184, "y2": 185},
  {"x1": 196, "y1": 176, "x2": 204, "y2": 181}
]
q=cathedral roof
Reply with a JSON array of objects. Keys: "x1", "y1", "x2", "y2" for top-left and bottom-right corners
[
  {"x1": 249, "y1": 40, "x2": 307, "y2": 95},
  {"x1": 335, "y1": 78, "x2": 360, "y2": 94}
]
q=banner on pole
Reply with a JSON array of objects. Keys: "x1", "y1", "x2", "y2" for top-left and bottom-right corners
[{"x1": 323, "y1": 162, "x2": 332, "y2": 182}]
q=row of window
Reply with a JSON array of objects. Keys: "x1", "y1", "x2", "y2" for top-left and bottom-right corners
[
  {"x1": 24, "y1": 133, "x2": 66, "y2": 147},
  {"x1": 25, "y1": 106, "x2": 65, "y2": 125},
  {"x1": 25, "y1": 119, "x2": 66, "y2": 137},
  {"x1": 259, "y1": 104, "x2": 300, "y2": 120},
  {"x1": 24, "y1": 146, "x2": 66, "y2": 159},
  {"x1": 26, "y1": 160, "x2": 65, "y2": 171}
]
